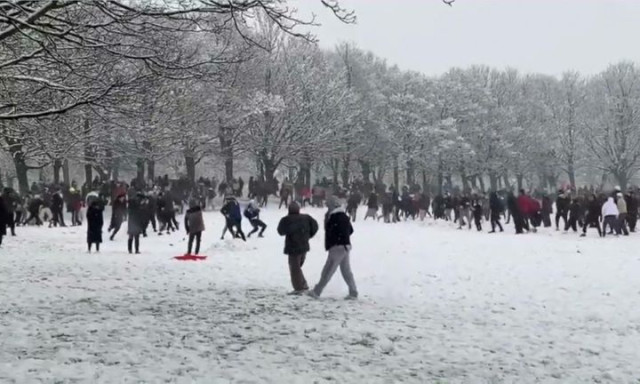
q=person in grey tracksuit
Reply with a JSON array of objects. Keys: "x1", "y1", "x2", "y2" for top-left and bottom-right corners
[{"x1": 309, "y1": 197, "x2": 358, "y2": 300}]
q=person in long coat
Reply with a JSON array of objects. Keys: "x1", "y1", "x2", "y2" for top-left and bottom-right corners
[
  {"x1": 127, "y1": 194, "x2": 143, "y2": 254},
  {"x1": 86, "y1": 200, "x2": 104, "y2": 253},
  {"x1": 0, "y1": 195, "x2": 9, "y2": 246},
  {"x1": 184, "y1": 201, "x2": 205, "y2": 255}
]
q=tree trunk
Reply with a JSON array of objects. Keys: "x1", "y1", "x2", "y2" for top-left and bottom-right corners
[
  {"x1": 422, "y1": 169, "x2": 428, "y2": 194},
  {"x1": 516, "y1": 174, "x2": 524, "y2": 191},
  {"x1": 445, "y1": 174, "x2": 452, "y2": 191},
  {"x1": 341, "y1": 154, "x2": 351, "y2": 187},
  {"x1": 220, "y1": 126, "x2": 234, "y2": 182},
  {"x1": 489, "y1": 172, "x2": 498, "y2": 192},
  {"x1": 360, "y1": 160, "x2": 371, "y2": 183},
  {"x1": 83, "y1": 119, "x2": 92, "y2": 185},
  {"x1": 566, "y1": 156, "x2": 576, "y2": 188},
  {"x1": 143, "y1": 141, "x2": 154, "y2": 182},
  {"x1": 185, "y1": 154, "x2": 196, "y2": 185},
  {"x1": 299, "y1": 157, "x2": 312, "y2": 188},
  {"x1": 502, "y1": 171, "x2": 510, "y2": 190},
  {"x1": 13, "y1": 152, "x2": 29, "y2": 195},
  {"x1": 262, "y1": 156, "x2": 277, "y2": 186},
  {"x1": 112, "y1": 157, "x2": 120, "y2": 182},
  {"x1": 136, "y1": 158, "x2": 145, "y2": 185},
  {"x1": 470, "y1": 174, "x2": 478, "y2": 189},
  {"x1": 53, "y1": 159, "x2": 62, "y2": 185},
  {"x1": 614, "y1": 172, "x2": 628, "y2": 191},
  {"x1": 460, "y1": 166, "x2": 470, "y2": 192},
  {"x1": 393, "y1": 157, "x2": 399, "y2": 189},
  {"x1": 406, "y1": 159, "x2": 415, "y2": 187},
  {"x1": 63, "y1": 159, "x2": 70, "y2": 185},
  {"x1": 478, "y1": 174, "x2": 486, "y2": 193},
  {"x1": 224, "y1": 157, "x2": 233, "y2": 182}
]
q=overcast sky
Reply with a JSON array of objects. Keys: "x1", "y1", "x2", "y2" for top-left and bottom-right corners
[{"x1": 290, "y1": 0, "x2": 640, "y2": 77}]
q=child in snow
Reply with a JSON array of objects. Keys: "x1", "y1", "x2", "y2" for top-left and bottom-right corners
[
  {"x1": 245, "y1": 200, "x2": 267, "y2": 238},
  {"x1": 86, "y1": 200, "x2": 104, "y2": 253},
  {"x1": 184, "y1": 200, "x2": 205, "y2": 255}
]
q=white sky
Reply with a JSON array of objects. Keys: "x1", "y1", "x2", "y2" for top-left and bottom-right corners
[{"x1": 290, "y1": 0, "x2": 640, "y2": 77}]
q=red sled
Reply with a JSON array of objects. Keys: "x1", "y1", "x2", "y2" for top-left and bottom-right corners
[{"x1": 174, "y1": 254, "x2": 208, "y2": 261}]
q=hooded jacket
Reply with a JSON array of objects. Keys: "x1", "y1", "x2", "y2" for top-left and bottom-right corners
[
  {"x1": 602, "y1": 197, "x2": 619, "y2": 218},
  {"x1": 277, "y1": 208, "x2": 318, "y2": 255},
  {"x1": 325, "y1": 207, "x2": 353, "y2": 251}
]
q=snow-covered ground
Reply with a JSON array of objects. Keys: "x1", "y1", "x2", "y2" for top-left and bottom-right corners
[{"x1": 1, "y1": 203, "x2": 640, "y2": 383}]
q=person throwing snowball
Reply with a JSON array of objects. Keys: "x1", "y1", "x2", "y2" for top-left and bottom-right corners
[{"x1": 309, "y1": 196, "x2": 358, "y2": 300}]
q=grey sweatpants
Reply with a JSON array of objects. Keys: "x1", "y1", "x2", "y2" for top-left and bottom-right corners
[{"x1": 312, "y1": 245, "x2": 358, "y2": 298}]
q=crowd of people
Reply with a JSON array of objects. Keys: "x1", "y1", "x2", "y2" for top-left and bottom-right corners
[{"x1": 2, "y1": 171, "x2": 638, "y2": 300}]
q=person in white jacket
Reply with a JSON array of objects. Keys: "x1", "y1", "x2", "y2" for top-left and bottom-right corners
[{"x1": 601, "y1": 197, "x2": 619, "y2": 237}]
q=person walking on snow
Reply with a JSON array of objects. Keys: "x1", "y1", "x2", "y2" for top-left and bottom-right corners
[
  {"x1": 184, "y1": 200, "x2": 205, "y2": 255},
  {"x1": 277, "y1": 202, "x2": 319, "y2": 295},
  {"x1": 245, "y1": 200, "x2": 267, "y2": 238},
  {"x1": 309, "y1": 196, "x2": 358, "y2": 300},
  {"x1": 220, "y1": 196, "x2": 246, "y2": 241},
  {"x1": 0, "y1": 195, "x2": 10, "y2": 246},
  {"x1": 616, "y1": 192, "x2": 629, "y2": 236},
  {"x1": 127, "y1": 193, "x2": 144, "y2": 254},
  {"x1": 86, "y1": 199, "x2": 104, "y2": 253},
  {"x1": 601, "y1": 196, "x2": 619, "y2": 237}
]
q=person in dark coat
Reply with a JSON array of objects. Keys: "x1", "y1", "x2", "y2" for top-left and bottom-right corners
[
  {"x1": 245, "y1": 200, "x2": 267, "y2": 238},
  {"x1": 471, "y1": 197, "x2": 483, "y2": 231},
  {"x1": 346, "y1": 191, "x2": 361, "y2": 222},
  {"x1": 127, "y1": 194, "x2": 143, "y2": 254},
  {"x1": 507, "y1": 191, "x2": 524, "y2": 234},
  {"x1": 2, "y1": 188, "x2": 18, "y2": 236},
  {"x1": 364, "y1": 192, "x2": 378, "y2": 220},
  {"x1": 565, "y1": 197, "x2": 581, "y2": 232},
  {"x1": 24, "y1": 195, "x2": 44, "y2": 226},
  {"x1": 50, "y1": 189, "x2": 66, "y2": 227},
  {"x1": 581, "y1": 194, "x2": 602, "y2": 237},
  {"x1": 220, "y1": 196, "x2": 246, "y2": 241},
  {"x1": 86, "y1": 200, "x2": 104, "y2": 253},
  {"x1": 109, "y1": 194, "x2": 127, "y2": 240},
  {"x1": 0, "y1": 195, "x2": 9, "y2": 246},
  {"x1": 489, "y1": 191, "x2": 504, "y2": 233},
  {"x1": 184, "y1": 200, "x2": 205, "y2": 255},
  {"x1": 541, "y1": 194, "x2": 553, "y2": 228},
  {"x1": 309, "y1": 197, "x2": 358, "y2": 300},
  {"x1": 277, "y1": 202, "x2": 319, "y2": 294},
  {"x1": 625, "y1": 190, "x2": 638, "y2": 232},
  {"x1": 555, "y1": 190, "x2": 570, "y2": 231}
]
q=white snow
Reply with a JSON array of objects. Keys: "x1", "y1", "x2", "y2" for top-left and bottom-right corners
[{"x1": 1, "y1": 205, "x2": 640, "y2": 383}]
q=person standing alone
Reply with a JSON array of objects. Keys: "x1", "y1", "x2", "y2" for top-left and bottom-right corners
[
  {"x1": 309, "y1": 197, "x2": 358, "y2": 300},
  {"x1": 184, "y1": 200, "x2": 205, "y2": 255}
]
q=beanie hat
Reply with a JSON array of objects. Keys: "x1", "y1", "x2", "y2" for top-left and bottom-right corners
[{"x1": 288, "y1": 201, "x2": 300, "y2": 214}]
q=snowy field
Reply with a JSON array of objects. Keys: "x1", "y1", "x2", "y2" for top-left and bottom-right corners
[{"x1": 1, "y1": 203, "x2": 640, "y2": 383}]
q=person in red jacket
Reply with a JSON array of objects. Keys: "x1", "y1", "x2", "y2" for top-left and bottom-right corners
[{"x1": 517, "y1": 190, "x2": 533, "y2": 233}]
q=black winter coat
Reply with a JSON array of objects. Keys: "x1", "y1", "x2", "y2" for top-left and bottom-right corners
[
  {"x1": 625, "y1": 194, "x2": 638, "y2": 215},
  {"x1": 542, "y1": 196, "x2": 553, "y2": 214},
  {"x1": 127, "y1": 198, "x2": 143, "y2": 236},
  {"x1": 277, "y1": 213, "x2": 319, "y2": 255},
  {"x1": 367, "y1": 194, "x2": 378, "y2": 209},
  {"x1": 52, "y1": 193, "x2": 64, "y2": 212},
  {"x1": 324, "y1": 210, "x2": 353, "y2": 251},
  {"x1": 0, "y1": 196, "x2": 9, "y2": 236},
  {"x1": 556, "y1": 196, "x2": 570, "y2": 214},
  {"x1": 86, "y1": 203, "x2": 104, "y2": 243}
]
